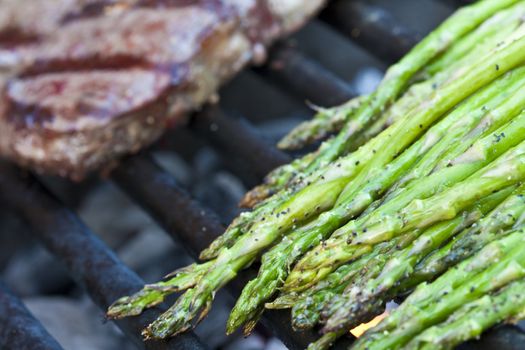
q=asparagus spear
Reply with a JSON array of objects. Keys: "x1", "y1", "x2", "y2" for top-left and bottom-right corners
[
  {"x1": 289, "y1": 37, "x2": 525, "y2": 290},
  {"x1": 289, "y1": 231, "x2": 424, "y2": 331},
  {"x1": 199, "y1": 213, "x2": 249, "y2": 260},
  {"x1": 229, "y1": 81, "x2": 518, "y2": 328},
  {"x1": 374, "y1": 229, "x2": 525, "y2": 335},
  {"x1": 322, "y1": 186, "x2": 514, "y2": 333},
  {"x1": 285, "y1": 105, "x2": 525, "y2": 292},
  {"x1": 249, "y1": 68, "x2": 446, "y2": 207},
  {"x1": 401, "y1": 183, "x2": 525, "y2": 291},
  {"x1": 335, "y1": 66, "x2": 525, "y2": 211},
  {"x1": 213, "y1": 59, "x2": 505, "y2": 261},
  {"x1": 302, "y1": 0, "x2": 523, "y2": 178},
  {"x1": 264, "y1": 249, "x2": 386, "y2": 312},
  {"x1": 422, "y1": 1, "x2": 525, "y2": 77},
  {"x1": 384, "y1": 66, "x2": 525, "y2": 198},
  {"x1": 167, "y1": 180, "x2": 356, "y2": 337},
  {"x1": 242, "y1": 0, "x2": 519, "y2": 206},
  {"x1": 106, "y1": 261, "x2": 212, "y2": 318},
  {"x1": 405, "y1": 279, "x2": 525, "y2": 350},
  {"x1": 277, "y1": 96, "x2": 365, "y2": 151},
  {"x1": 248, "y1": 16, "x2": 522, "y2": 217},
  {"x1": 356, "y1": 141, "x2": 525, "y2": 246},
  {"x1": 306, "y1": 329, "x2": 347, "y2": 350},
  {"x1": 353, "y1": 228, "x2": 525, "y2": 350}
]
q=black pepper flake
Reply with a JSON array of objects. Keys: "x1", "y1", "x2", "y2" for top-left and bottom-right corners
[{"x1": 493, "y1": 132, "x2": 505, "y2": 142}]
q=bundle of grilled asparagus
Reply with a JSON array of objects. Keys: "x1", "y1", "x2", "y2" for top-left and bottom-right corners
[{"x1": 107, "y1": 0, "x2": 525, "y2": 348}]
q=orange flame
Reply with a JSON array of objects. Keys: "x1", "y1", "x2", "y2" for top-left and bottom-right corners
[{"x1": 350, "y1": 311, "x2": 389, "y2": 338}]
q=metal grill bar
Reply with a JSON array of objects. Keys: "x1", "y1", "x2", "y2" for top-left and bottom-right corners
[
  {"x1": 190, "y1": 106, "x2": 291, "y2": 180},
  {"x1": 0, "y1": 281, "x2": 64, "y2": 350},
  {"x1": 0, "y1": 163, "x2": 207, "y2": 350},
  {"x1": 320, "y1": 0, "x2": 420, "y2": 64},
  {"x1": 112, "y1": 153, "x2": 224, "y2": 256},
  {"x1": 255, "y1": 44, "x2": 356, "y2": 106}
]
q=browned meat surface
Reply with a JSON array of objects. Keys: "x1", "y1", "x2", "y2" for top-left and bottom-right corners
[{"x1": 0, "y1": 0, "x2": 325, "y2": 179}]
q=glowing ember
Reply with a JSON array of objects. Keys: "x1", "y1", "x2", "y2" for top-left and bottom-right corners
[{"x1": 350, "y1": 311, "x2": 389, "y2": 338}]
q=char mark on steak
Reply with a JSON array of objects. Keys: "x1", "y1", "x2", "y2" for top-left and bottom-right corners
[{"x1": 0, "y1": 0, "x2": 325, "y2": 179}]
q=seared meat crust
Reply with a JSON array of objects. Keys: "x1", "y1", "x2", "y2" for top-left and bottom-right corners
[{"x1": 0, "y1": 0, "x2": 325, "y2": 178}]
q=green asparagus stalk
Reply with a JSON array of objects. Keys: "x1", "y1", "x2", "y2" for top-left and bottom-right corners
[
  {"x1": 242, "y1": 0, "x2": 519, "y2": 207},
  {"x1": 384, "y1": 67, "x2": 525, "y2": 198},
  {"x1": 239, "y1": 151, "x2": 318, "y2": 208},
  {"x1": 422, "y1": 1, "x2": 525, "y2": 77},
  {"x1": 401, "y1": 183, "x2": 525, "y2": 291},
  {"x1": 245, "y1": 16, "x2": 525, "y2": 215},
  {"x1": 405, "y1": 279, "x2": 525, "y2": 350},
  {"x1": 355, "y1": 141, "x2": 525, "y2": 246},
  {"x1": 137, "y1": 175, "x2": 347, "y2": 338},
  {"x1": 285, "y1": 105, "x2": 525, "y2": 292},
  {"x1": 283, "y1": 0, "x2": 525, "y2": 155},
  {"x1": 302, "y1": 0, "x2": 522, "y2": 178},
  {"x1": 199, "y1": 214, "x2": 248, "y2": 260},
  {"x1": 264, "y1": 249, "x2": 384, "y2": 311},
  {"x1": 277, "y1": 96, "x2": 365, "y2": 151},
  {"x1": 353, "y1": 228, "x2": 525, "y2": 350},
  {"x1": 335, "y1": 67, "x2": 525, "y2": 211},
  {"x1": 306, "y1": 329, "x2": 347, "y2": 350},
  {"x1": 250, "y1": 67, "x2": 448, "y2": 207},
  {"x1": 374, "y1": 229, "x2": 525, "y2": 335},
  {"x1": 287, "y1": 49, "x2": 525, "y2": 292},
  {"x1": 211, "y1": 58, "x2": 486, "y2": 260},
  {"x1": 106, "y1": 262, "x2": 212, "y2": 318},
  {"x1": 289, "y1": 231, "x2": 423, "y2": 331},
  {"x1": 322, "y1": 186, "x2": 514, "y2": 333}
]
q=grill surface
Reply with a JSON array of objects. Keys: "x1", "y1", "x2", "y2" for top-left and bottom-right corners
[
  {"x1": 1, "y1": 1, "x2": 524, "y2": 349},
  {"x1": 0, "y1": 282, "x2": 63, "y2": 350}
]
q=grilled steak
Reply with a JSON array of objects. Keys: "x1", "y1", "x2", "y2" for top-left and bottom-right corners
[{"x1": 0, "y1": 0, "x2": 325, "y2": 179}]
